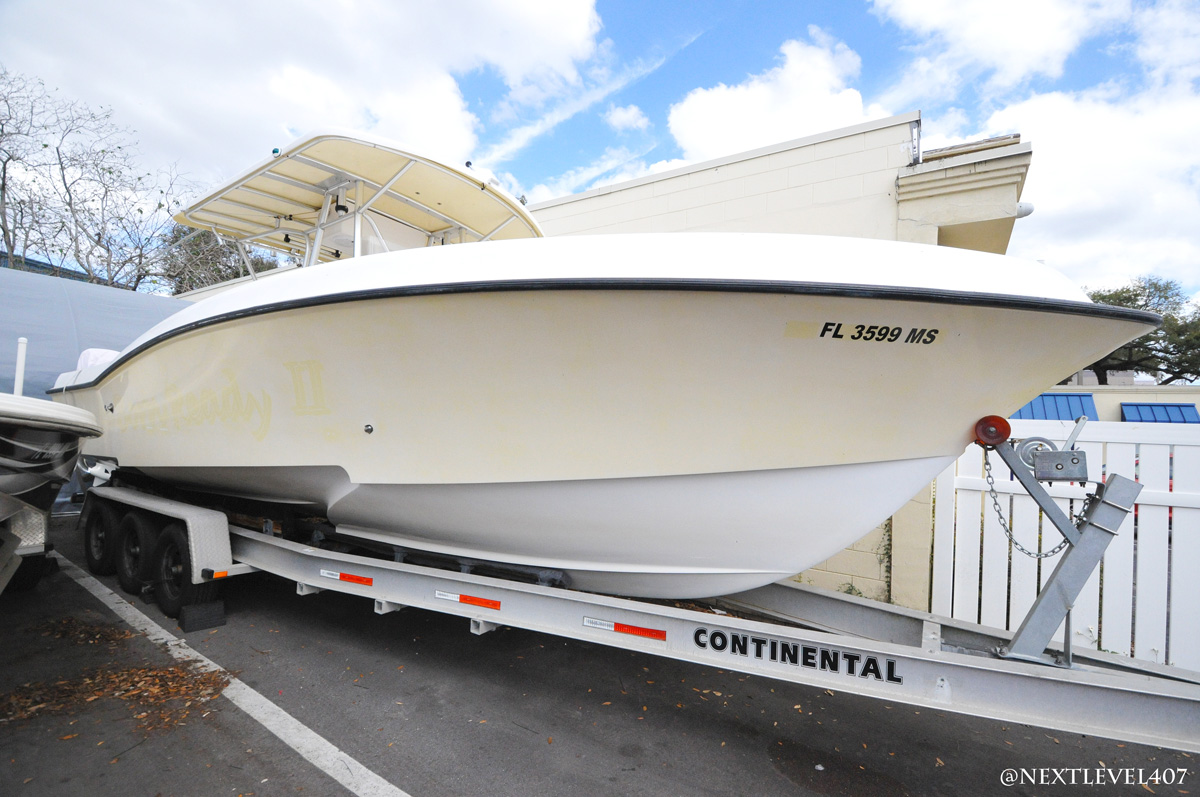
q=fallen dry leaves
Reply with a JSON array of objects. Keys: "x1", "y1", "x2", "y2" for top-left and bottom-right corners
[
  {"x1": 1, "y1": 618, "x2": 229, "y2": 734},
  {"x1": 35, "y1": 617, "x2": 138, "y2": 646},
  {"x1": 1, "y1": 662, "x2": 230, "y2": 733}
]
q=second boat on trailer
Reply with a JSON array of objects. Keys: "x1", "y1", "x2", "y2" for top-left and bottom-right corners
[{"x1": 52, "y1": 131, "x2": 1159, "y2": 599}]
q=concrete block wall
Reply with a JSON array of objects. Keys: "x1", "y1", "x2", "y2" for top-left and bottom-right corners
[
  {"x1": 795, "y1": 524, "x2": 891, "y2": 602},
  {"x1": 795, "y1": 479, "x2": 934, "y2": 610}
]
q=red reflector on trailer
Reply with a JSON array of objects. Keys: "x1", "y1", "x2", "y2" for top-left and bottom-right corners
[
  {"x1": 435, "y1": 590, "x2": 501, "y2": 610},
  {"x1": 319, "y1": 568, "x2": 373, "y2": 586},
  {"x1": 615, "y1": 622, "x2": 667, "y2": 641},
  {"x1": 583, "y1": 616, "x2": 666, "y2": 641},
  {"x1": 213, "y1": 571, "x2": 229, "y2": 579}
]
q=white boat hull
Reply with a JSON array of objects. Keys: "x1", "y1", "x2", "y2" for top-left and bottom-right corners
[
  {"x1": 0, "y1": 394, "x2": 101, "y2": 521},
  {"x1": 53, "y1": 234, "x2": 1159, "y2": 597}
]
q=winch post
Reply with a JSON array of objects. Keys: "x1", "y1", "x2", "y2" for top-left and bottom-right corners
[
  {"x1": 974, "y1": 416, "x2": 1142, "y2": 665},
  {"x1": 1003, "y1": 474, "x2": 1140, "y2": 661}
]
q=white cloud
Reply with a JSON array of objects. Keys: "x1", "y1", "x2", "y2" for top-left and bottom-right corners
[
  {"x1": 263, "y1": 65, "x2": 480, "y2": 167},
  {"x1": 0, "y1": 0, "x2": 604, "y2": 184},
  {"x1": 587, "y1": 156, "x2": 690, "y2": 190},
  {"x1": 604, "y1": 104, "x2": 650, "y2": 132},
  {"x1": 872, "y1": 0, "x2": 1132, "y2": 107},
  {"x1": 991, "y1": 85, "x2": 1200, "y2": 291},
  {"x1": 666, "y1": 27, "x2": 889, "y2": 162},
  {"x1": 526, "y1": 26, "x2": 892, "y2": 202},
  {"x1": 941, "y1": 1, "x2": 1200, "y2": 293},
  {"x1": 1134, "y1": 0, "x2": 1200, "y2": 88},
  {"x1": 917, "y1": 107, "x2": 971, "y2": 151},
  {"x1": 518, "y1": 146, "x2": 647, "y2": 203},
  {"x1": 474, "y1": 54, "x2": 666, "y2": 169},
  {"x1": 866, "y1": 0, "x2": 1200, "y2": 294}
]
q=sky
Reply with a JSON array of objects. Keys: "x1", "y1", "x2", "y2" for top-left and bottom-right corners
[{"x1": 1, "y1": 0, "x2": 1198, "y2": 296}]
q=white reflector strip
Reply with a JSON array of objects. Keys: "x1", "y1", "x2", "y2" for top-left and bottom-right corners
[{"x1": 583, "y1": 616, "x2": 666, "y2": 641}]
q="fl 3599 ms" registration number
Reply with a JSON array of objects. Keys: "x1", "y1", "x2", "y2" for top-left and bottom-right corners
[{"x1": 820, "y1": 322, "x2": 939, "y2": 344}]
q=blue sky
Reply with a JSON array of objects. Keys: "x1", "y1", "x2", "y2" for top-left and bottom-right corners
[{"x1": 1, "y1": 0, "x2": 1198, "y2": 295}]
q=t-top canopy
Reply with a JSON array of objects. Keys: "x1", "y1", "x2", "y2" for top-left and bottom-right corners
[{"x1": 174, "y1": 131, "x2": 541, "y2": 266}]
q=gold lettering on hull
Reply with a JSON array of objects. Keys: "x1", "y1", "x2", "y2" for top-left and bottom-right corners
[
  {"x1": 117, "y1": 370, "x2": 272, "y2": 441},
  {"x1": 284, "y1": 360, "x2": 332, "y2": 416}
]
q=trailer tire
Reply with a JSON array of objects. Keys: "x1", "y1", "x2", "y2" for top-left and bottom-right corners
[
  {"x1": 152, "y1": 523, "x2": 216, "y2": 619},
  {"x1": 83, "y1": 503, "x2": 118, "y2": 575},
  {"x1": 115, "y1": 513, "x2": 157, "y2": 595}
]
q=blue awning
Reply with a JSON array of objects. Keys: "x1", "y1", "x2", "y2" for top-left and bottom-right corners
[
  {"x1": 1011, "y1": 393, "x2": 1098, "y2": 421},
  {"x1": 1120, "y1": 403, "x2": 1200, "y2": 423}
]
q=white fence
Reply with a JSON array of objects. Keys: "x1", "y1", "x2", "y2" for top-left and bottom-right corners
[{"x1": 930, "y1": 419, "x2": 1200, "y2": 671}]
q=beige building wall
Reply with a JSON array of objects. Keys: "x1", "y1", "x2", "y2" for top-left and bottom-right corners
[
  {"x1": 531, "y1": 112, "x2": 921, "y2": 240},
  {"x1": 897, "y1": 136, "x2": 1032, "y2": 251},
  {"x1": 530, "y1": 111, "x2": 1033, "y2": 611}
]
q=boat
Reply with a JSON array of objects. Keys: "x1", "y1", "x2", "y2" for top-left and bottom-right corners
[
  {"x1": 48, "y1": 131, "x2": 1159, "y2": 599},
  {"x1": 0, "y1": 391, "x2": 101, "y2": 522}
]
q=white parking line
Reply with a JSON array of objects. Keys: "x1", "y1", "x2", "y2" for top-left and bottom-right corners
[{"x1": 53, "y1": 552, "x2": 412, "y2": 797}]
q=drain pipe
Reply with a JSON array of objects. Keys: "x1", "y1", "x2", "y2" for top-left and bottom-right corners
[{"x1": 13, "y1": 337, "x2": 27, "y2": 396}]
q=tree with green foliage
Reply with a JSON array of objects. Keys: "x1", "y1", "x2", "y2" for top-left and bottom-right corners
[
  {"x1": 1085, "y1": 276, "x2": 1200, "y2": 385},
  {"x1": 1156, "y1": 306, "x2": 1200, "y2": 384}
]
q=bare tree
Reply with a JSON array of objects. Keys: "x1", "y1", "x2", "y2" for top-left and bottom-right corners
[
  {"x1": 156, "y1": 223, "x2": 278, "y2": 295},
  {"x1": 0, "y1": 68, "x2": 53, "y2": 264},
  {"x1": 0, "y1": 67, "x2": 189, "y2": 289}
]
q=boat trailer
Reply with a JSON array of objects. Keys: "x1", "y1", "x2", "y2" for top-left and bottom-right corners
[{"x1": 78, "y1": 416, "x2": 1200, "y2": 753}]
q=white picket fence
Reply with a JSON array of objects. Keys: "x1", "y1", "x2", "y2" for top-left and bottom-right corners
[{"x1": 930, "y1": 419, "x2": 1200, "y2": 671}]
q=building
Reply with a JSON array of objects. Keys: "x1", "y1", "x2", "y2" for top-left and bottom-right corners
[
  {"x1": 0, "y1": 251, "x2": 92, "y2": 283},
  {"x1": 530, "y1": 111, "x2": 1032, "y2": 254},
  {"x1": 1026, "y1": 385, "x2": 1200, "y2": 424}
]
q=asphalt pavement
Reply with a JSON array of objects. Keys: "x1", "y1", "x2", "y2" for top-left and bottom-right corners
[{"x1": 1, "y1": 515, "x2": 1194, "y2": 796}]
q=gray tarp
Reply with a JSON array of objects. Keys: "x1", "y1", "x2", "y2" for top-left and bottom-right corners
[{"x1": 0, "y1": 268, "x2": 184, "y2": 396}]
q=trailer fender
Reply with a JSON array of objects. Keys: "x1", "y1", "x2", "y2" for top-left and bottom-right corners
[{"x1": 89, "y1": 485, "x2": 232, "y2": 584}]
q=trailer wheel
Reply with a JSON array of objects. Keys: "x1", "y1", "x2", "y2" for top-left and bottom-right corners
[
  {"x1": 115, "y1": 513, "x2": 157, "y2": 595},
  {"x1": 83, "y1": 503, "x2": 118, "y2": 575},
  {"x1": 152, "y1": 523, "x2": 216, "y2": 619}
]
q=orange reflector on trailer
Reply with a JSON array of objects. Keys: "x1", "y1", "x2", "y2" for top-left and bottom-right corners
[
  {"x1": 319, "y1": 568, "x2": 374, "y2": 586},
  {"x1": 583, "y1": 616, "x2": 667, "y2": 641},
  {"x1": 435, "y1": 589, "x2": 501, "y2": 611}
]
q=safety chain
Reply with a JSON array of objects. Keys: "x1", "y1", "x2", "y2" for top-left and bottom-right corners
[{"x1": 982, "y1": 448, "x2": 1071, "y2": 559}]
